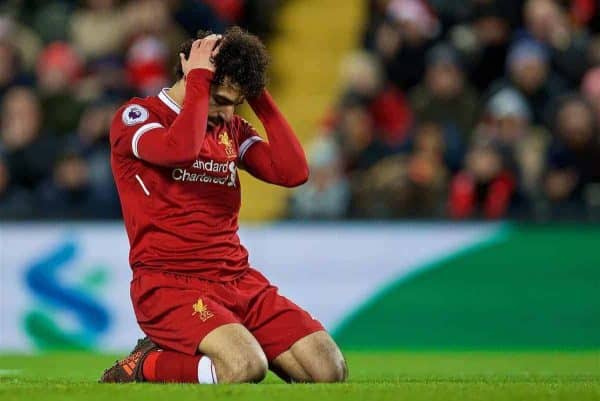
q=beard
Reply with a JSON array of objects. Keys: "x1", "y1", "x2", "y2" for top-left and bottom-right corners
[{"x1": 208, "y1": 116, "x2": 222, "y2": 127}]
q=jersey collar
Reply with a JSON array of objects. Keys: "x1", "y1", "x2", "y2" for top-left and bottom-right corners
[{"x1": 158, "y1": 88, "x2": 181, "y2": 114}]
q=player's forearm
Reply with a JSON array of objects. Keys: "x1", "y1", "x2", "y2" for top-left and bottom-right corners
[
  {"x1": 139, "y1": 69, "x2": 213, "y2": 166},
  {"x1": 247, "y1": 90, "x2": 309, "y2": 186}
]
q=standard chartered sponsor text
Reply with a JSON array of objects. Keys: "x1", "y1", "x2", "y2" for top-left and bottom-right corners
[
  {"x1": 172, "y1": 159, "x2": 236, "y2": 186},
  {"x1": 192, "y1": 159, "x2": 230, "y2": 173}
]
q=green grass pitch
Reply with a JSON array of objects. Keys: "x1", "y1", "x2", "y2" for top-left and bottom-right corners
[{"x1": 1, "y1": 351, "x2": 599, "y2": 401}]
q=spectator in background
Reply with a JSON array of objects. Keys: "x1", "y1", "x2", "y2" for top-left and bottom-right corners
[
  {"x1": 478, "y1": 89, "x2": 532, "y2": 146},
  {"x1": 587, "y1": 35, "x2": 600, "y2": 67},
  {"x1": 290, "y1": 137, "x2": 350, "y2": 220},
  {"x1": 581, "y1": 67, "x2": 600, "y2": 121},
  {"x1": 1, "y1": 86, "x2": 57, "y2": 191},
  {"x1": 334, "y1": 97, "x2": 398, "y2": 173},
  {"x1": 521, "y1": 0, "x2": 590, "y2": 86},
  {"x1": 0, "y1": 0, "x2": 287, "y2": 221},
  {"x1": 449, "y1": 138, "x2": 516, "y2": 220},
  {"x1": 122, "y1": 0, "x2": 186, "y2": 52},
  {"x1": 172, "y1": 0, "x2": 227, "y2": 36},
  {"x1": 81, "y1": 55, "x2": 130, "y2": 101},
  {"x1": 544, "y1": 95, "x2": 600, "y2": 218},
  {"x1": 476, "y1": 88, "x2": 548, "y2": 211},
  {"x1": 311, "y1": 0, "x2": 600, "y2": 221},
  {"x1": 37, "y1": 150, "x2": 120, "y2": 219},
  {"x1": 0, "y1": 15, "x2": 43, "y2": 71},
  {"x1": 426, "y1": 0, "x2": 471, "y2": 32},
  {"x1": 490, "y1": 39, "x2": 566, "y2": 126},
  {"x1": 351, "y1": 121, "x2": 448, "y2": 218},
  {"x1": 203, "y1": 0, "x2": 245, "y2": 24},
  {"x1": 70, "y1": 0, "x2": 126, "y2": 62},
  {"x1": 363, "y1": 0, "x2": 394, "y2": 44},
  {"x1": 350, "y1": 154, "x2": 411, "y2": 219},
  {"x1": 410, "y1": 43, "x2": 479, "y2": 141},
  {"x1": 70, "y1": 100, "x2": 118, "y2": 200},
  {"x1": 125, "y1": 35, "x2": 170, "y2": 97},
  {"x1": 449, "y1": 2, "x2": 515, "y2": 92},
  {"x1": 30, "y1": 1, "x2": 72, "y2": 44},
  {"x1": 328, "y1": 51, "x2": 413, "y2": 147},
  {"x1": 36, "y1": 42, "x2": 86, "y2": 135},
  {"x1": 368, "y1": 0, "x2": 438, "y2": 90},
  {"x1": 402, "y1": 121, "x2": 464, "y2": 173},
  {"x1": 0, "y1": 40, "x2": 33, "y2": 98},
  {"x1": 5, "y1": 0, "x2": 600, "y2": 221},
  {"x1": 402, "y1": 121, "x2": 449, "y2": 215},
  {"x1": 567, "y1": 0, "x2": 599, "y2": 30},
  {"x1": 241, "y1": 0, "x2": 283, "y2": 37},
  {"x1": 122, "y1": 0, "x2": 186, "y2": 96},
  {"x1": 0, "y1": 155, "x2": 34, "y2": 219},
  {"x1": 429, "y1": 0, "x2": 523, "y2": 35}
]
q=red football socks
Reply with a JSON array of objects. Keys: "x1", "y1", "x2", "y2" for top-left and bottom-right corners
[{"x1": 142, "y1": 350, "x2": 216, "y2": 383}]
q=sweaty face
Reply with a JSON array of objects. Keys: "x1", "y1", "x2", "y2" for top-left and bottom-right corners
[{"x1": 207, "y1": 80, "x2": 244, "y2": 128}]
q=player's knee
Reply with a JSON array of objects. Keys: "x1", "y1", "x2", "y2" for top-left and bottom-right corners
[
  {"x1": 311, "y1": 354, "x2": 347, "y2": 383},
  {"x1": 219, "y1": 352, "x2": 268, "y2": 383},
  {"x1": 232, "y1": 354, "x2": 268, "y2": 383}
]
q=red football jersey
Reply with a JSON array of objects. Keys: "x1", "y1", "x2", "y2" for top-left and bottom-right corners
[{"x1": 110, "y1": 81, "x2": 263, "y2": 281}]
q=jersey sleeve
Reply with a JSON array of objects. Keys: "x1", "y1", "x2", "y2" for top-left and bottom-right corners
[
  {"x1": 110, "y1": 102, "x2": 164, "y2": 159},
  {"x1": 110, "y1": 69, "x2": 213, "y2": 167},
  {"x1": 235, "y1": 117, "x2": 264, "y2": 162},
  {"x1": 233, "y1": 90, "x2": 309, "y2": 187}
]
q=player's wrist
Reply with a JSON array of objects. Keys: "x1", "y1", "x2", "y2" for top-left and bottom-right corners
[{"x1": 186, "y1": 68, "x2": 215, "y2": 83}]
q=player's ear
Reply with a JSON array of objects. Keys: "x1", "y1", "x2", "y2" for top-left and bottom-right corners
[{"x1": 179, "y1": 53, "x2": 187, "y2": 80}]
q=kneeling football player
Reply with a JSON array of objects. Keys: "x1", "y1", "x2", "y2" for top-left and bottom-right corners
[{"x1": 100, "y1": 27, "x2": 347, "y2": 384}]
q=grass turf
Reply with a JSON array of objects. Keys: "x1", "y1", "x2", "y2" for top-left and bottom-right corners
[{"x1": 1, "y1": 351, "x2": 599, "y2": 401}]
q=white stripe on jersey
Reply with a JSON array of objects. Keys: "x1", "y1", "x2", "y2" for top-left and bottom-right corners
[
  {"x1": 158, "y1": 89, "x2": 181, "y2": 114},
  {"x1": 135, "y1": 174, "x2": 151, "y2": 196},
  {"x1": 132, "y1": 122, "x2": 164, "y2": 159},
  {"x1": 239, "y1": 136, "x2": 264, "y2": 160}
]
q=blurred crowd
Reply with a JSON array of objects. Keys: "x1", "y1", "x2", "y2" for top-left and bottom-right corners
[
  {"x1": 290, "y1": 0, "x2": 600, "y2": 221},
  {"x1": 0, "y1": 0, "x2": 281, "y2": 219}
]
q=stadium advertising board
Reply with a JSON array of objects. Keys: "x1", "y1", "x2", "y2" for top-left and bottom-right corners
[{"x1": 2, "y1": 222, "x2": 598, "y2": 352}]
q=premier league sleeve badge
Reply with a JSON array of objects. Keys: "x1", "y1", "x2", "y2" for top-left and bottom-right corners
[{"x1": 122, "y1": 104, "x2": 150, "y2": 126}]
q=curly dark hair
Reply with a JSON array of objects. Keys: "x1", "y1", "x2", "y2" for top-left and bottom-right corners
[{"x1": 174, "y1": 26, "x2": 269, "y2": 99}]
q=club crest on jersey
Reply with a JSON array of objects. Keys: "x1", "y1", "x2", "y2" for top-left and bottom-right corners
[
  {"x1": 218, "y1": 132, "x2": 236, "y2": 158},
  {"x1": 122, "y1": 104, "x2": 149, "y2": 126},
  {"x1": 192, "y1": 298, "x2": 214, "y2": 322}
]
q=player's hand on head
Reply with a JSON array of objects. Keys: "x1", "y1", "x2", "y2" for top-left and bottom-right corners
[{"x1": 180, "y1": 34, "x2": 222, "y2": 76}]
